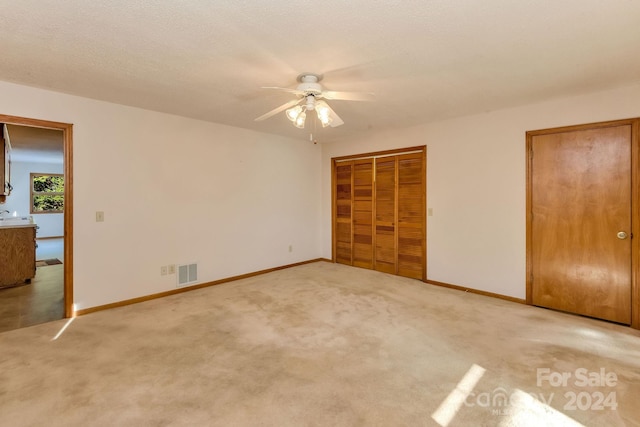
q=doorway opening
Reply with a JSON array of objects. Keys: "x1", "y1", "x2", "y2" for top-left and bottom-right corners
[{"x1": 0, "y1": 114, "x2": 73, "y2": 332}]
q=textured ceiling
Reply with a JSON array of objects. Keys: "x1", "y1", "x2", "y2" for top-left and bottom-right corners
[{"x1": 1, "y1": 0, "x2": 639, "y2": 143}]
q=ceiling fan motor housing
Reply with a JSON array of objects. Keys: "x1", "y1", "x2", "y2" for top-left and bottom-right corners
[{"x1": 297, "y1": 73, "x2": 323, "y2": 96}]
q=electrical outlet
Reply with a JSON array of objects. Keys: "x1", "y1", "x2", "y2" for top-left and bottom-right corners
[
  {"x1": 168, "y1": 264, "x2": 175, "y2": 275},
  {"x1": 161, "y1": 266, "x2": 168, "y2": 276},
  {"x1": 289, "y1": 245, "x2": 293, "y2": 252},
  {"x1": 96, "y1": 211, "x2": 105, "y2": 222}
]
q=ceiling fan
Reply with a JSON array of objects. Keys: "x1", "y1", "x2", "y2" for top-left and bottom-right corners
[{"x1": 255, "y1": 73, "x2": 374, "y2": 129}]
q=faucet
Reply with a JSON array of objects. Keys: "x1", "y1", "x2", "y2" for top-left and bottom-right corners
[{"x1": 0, "y1": 210, "x2": 9, "y2": 218}]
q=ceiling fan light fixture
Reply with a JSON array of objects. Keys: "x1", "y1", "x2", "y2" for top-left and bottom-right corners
[
  {"x1": 320, "y1": 115, "x2": 333, "y2": 127},
  {"x1": 316, "y1": 101, "x2": 333, "y2": 127},
  {"x1": 286, "y1": 105, "x2": 303, "y2": 122},
  {"x1": 256, "y1": 72, "x2": 361, "y2": 129},
  {"x1": 294, "y1": 111, "x2": 306, "y2": 128}
]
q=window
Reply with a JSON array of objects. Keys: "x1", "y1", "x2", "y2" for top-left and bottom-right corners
[{"x1": 31, "y1": 173, "x2": 64, "y2": 214}]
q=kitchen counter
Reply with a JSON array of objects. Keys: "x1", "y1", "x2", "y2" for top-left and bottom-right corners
[{"x1": 0, "y1": 217, "x2": 37, "y2": 228}]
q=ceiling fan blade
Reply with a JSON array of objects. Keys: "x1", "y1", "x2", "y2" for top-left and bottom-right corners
[
  {"x1": 261, "y1": 86, "x2": 305, "y2": 96},
  {"x1": 322, "y1": 91, "x2": 375, "y2": 102},
  {"x1": 254, "y1": 99, "x2": 302, "y2": 122},
  {"x1": 324, "y1": 103, "x2": 345, "y2": 128}
]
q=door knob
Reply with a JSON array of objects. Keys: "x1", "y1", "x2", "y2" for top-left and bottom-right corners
[{"x1": 617, "y1": 231, "x2": 628, "y2": 240}]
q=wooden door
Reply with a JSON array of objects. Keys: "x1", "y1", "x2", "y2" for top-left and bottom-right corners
[
  {"x1": 529, "y1": 124, "x2": 632, "y2": 324},
  {"x1": 332, "y1": 146, "x2": 426, "y2": 281},
  {"x1": 375, "y1": 156, "x2": 397, "y2": 274},
  {"x1": 334, "y1": 162, "x2": 352, "y2": 265},
  {"x1": 353, "y1": 159, "x2": 374, "y2": 269},
  {"x1": 397, "y1": 153, "x2": 425, "y2": 279}
]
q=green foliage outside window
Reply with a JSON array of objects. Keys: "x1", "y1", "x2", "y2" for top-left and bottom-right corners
[{"x1": 31, "y1": 174, "x2": 64, "y2": 213}]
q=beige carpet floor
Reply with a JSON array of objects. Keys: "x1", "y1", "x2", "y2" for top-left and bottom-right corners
[{"x1": 0, "y1": 262, "x2": 639, "y2": 426}]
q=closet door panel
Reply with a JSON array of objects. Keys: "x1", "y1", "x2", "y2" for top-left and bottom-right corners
[
  {"x1": 333, "y1": 147, "x2": 425, "y2": 280},
  {"x1": 335, "y1": 163, "x2": 353, "y2": 265},
  {"x1": 353, "y1": 159, "x2": 374, "y2": 268},
  {"x1": 375, "y1": 157, "x2": 397, "y2": 274},
  {"x1": 397, "y1": 153, "x2": 425, "y2": 279}
]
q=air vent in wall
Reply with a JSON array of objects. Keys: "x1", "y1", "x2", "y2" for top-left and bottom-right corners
[{"x1": 177, "y1": 263, "x2": 198, "y2": 287}]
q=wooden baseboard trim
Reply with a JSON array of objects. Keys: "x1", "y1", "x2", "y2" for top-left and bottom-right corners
[
  {"x1": 74, "y1": 258, "x2": 325, "y2": 316},
  {"x1": 425, "y1": 279, "x2": 526, "y2": 304}
]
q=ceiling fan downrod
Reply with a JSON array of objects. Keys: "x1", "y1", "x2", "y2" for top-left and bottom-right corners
[{"x1": 304, "y1": 94, "x2": 316, "y2": 110}]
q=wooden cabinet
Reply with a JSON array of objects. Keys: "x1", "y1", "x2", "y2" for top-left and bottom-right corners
[
  {"x1": 332, "y1": 147, "x2": 426, "y2": 280},
  {"x1": 0, "y1": 226, "x2": 36, "y2": 287},
  {"x1": 0, "y1": 123, "x2": 12, "y2": 203}
]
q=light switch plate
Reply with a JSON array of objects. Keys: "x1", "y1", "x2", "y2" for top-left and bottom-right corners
[{"x1": 96, "y1": 211, "x2": 105, "y2": 222}]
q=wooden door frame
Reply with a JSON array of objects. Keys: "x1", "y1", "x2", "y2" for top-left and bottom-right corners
[
  {"x1": 0, "y1": 114, "x2": 74, "y2": 318},
  {"x1": 331, "y1": 145, "x2": 427, "y2": 280},
  {"x1": 526, "y1": 118, "x2": 640, "y2": 329}
]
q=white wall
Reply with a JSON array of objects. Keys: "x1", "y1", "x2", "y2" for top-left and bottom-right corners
[
  {"x1": 0, "y1": 80, "x2": 322, "y2": 310},
  {"x1": 321, "y1": 83, "x2": 640, "y2": 299},
  {"x1": 4, "y1": 78, "x2": 638, "y2": 309},
  {"x1": 3, "y1": 160, "x2": 64, "y2": 237}
]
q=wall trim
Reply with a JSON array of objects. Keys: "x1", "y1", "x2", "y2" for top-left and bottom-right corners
[
  {"x1": 73, "y1": 257, "x2": 526, "y2": 317},
  {"x1": 36, "y1": 235, "x2": 64, "y2": 240},
  {"x1": 425, "y1": 279, "x2": 526, "y2": 304},
  {"x1": 74, "y1": 258, "x2": 326, "y2": 316},
  {"x1": 332, "y1": 145, "x2": 427, "y2": 162}
]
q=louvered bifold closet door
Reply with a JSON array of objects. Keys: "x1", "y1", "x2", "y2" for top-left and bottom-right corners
[
  {"x1": 375, "y1": 156, "x2": 397, "y2": 274},
  {"x1": 352, "y1": 159, "x2": 374, "y2": 268},
  {"x1": 335, "y1": 162, "x2": 353, "y2": 265},
  {"x1": 333, "y1": 146, "x2": 426, "y2": 280},
  {"x1": 397, "y1": 152, "x2": 425, "y2": 279}
]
